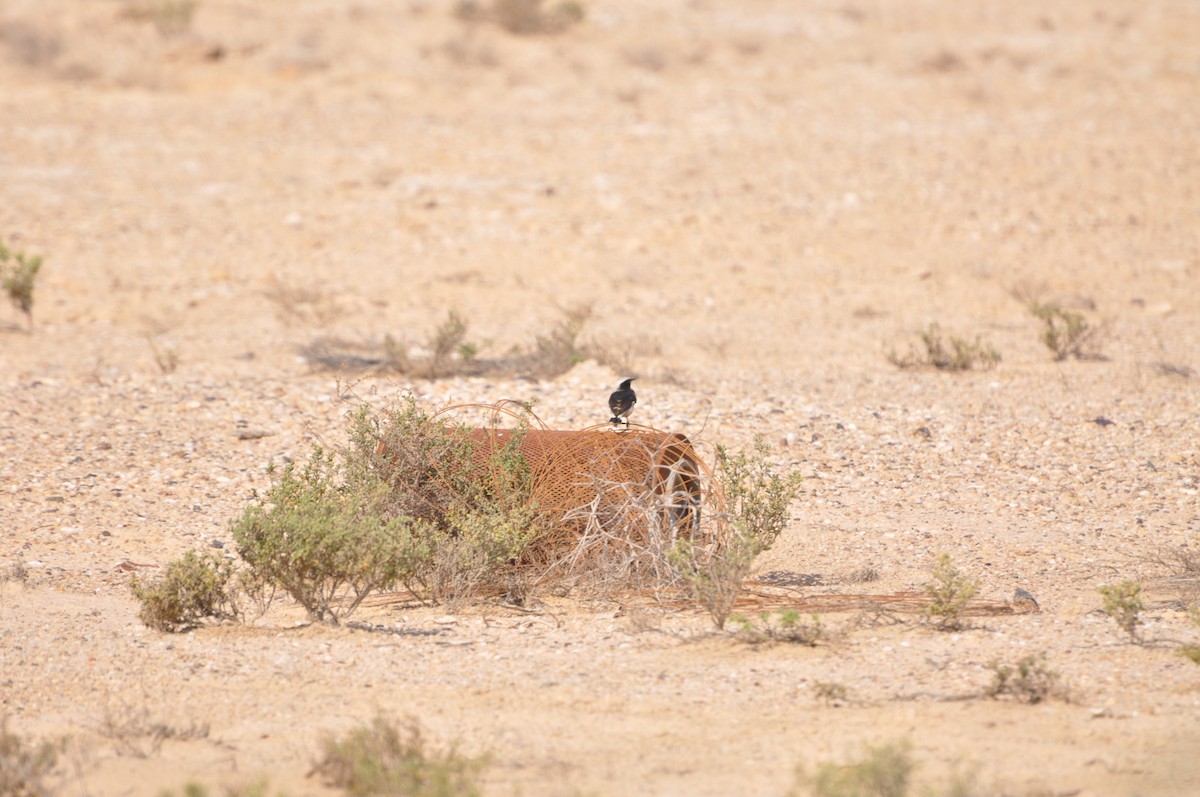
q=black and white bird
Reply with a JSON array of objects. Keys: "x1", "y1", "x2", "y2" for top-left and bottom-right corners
[{"x1": 608, "y1": 377, "x2": 637, "y2": 428}]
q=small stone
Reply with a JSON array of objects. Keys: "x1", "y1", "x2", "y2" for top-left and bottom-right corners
[{"x1": 1012, "y1": 588, "x2": 1040, "y2": 612}]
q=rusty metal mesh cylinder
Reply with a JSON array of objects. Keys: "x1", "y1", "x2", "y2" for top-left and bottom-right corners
[{"x1": 463, "y1": 427, "x2": 703, "y2": 543}]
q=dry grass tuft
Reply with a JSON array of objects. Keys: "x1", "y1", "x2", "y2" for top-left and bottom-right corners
[{"x1": 887, "y1": 323, "x2": 999, "y2": 371}]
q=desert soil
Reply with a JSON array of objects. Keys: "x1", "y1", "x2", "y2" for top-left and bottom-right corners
[{"x1": 1, "y1": 1, "x2": 1199, "y2": 795}]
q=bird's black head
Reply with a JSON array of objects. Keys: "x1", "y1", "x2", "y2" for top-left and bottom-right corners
[{"x1": 617, "y1": 377, "x2": 636, "y2": 390}]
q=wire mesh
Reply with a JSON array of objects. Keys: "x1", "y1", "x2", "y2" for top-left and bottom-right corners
[{"x1": 420, "y1": 402, "x2": 719, "y2": 588}]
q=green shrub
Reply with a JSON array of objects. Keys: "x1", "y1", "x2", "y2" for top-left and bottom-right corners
[
  {"x1": 729, "y1": 609, "x2": 823, "y2": 645},
  {"x1": 432, "y1": 503, "x2": 543, "y2": 606},
  {"x1": 922, "y1": 554, "x2": 979, "y2": 631},
  {"x1": 986, "y1": 653, "x2": 1064, "y2": 704},
  {"x1": 347, "y1": 397, "x2": 474, "y2": 525},
  {"x1": 349, "y1": 398, "x2": 546, "y2": 604},
  {"x1": 797, "y1": 740, "x2": 914, "y2": 797},
  {"x1": 312, "y1": 715, "x2": 485, "y2": 797},
  {"x1": 231, "y1": 447, "x2": 432, "y2": 624},
  {"x1": 130, "y1": 550, "x2": 239, "y2": 632},
  {"x1": 1030, "y1": 304, "x2": 1102, "y2": 361},
  {"x1": 1098, "y1": 580, "x2": 1143, "y2": 642},
  {"x1": 0, "y1": 240, "x2": 42, "y2": 328},
  {"x1": 672, "y1": 439, "x2": 801, "y2": 628}
]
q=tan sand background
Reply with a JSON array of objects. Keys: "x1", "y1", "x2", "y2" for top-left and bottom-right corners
[{"x1": 1, "y1": 1, "x2": 1198, "y2": 794}]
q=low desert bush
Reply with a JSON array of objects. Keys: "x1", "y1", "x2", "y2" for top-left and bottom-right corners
[
  {"x1": 0, "y1": 239, "x2": 41, "y2": 328},
  {"x1": 456, "y1": 0, "x2": 584, "y2": 35},
  {"x1": 231, "y1": 446, "x2": 433, "y2": 624},
  {"x1": 312, "y1": 715, "x2": 485, "y2": 797},
  {"x1": 122, "y1": 0, "x2": 196, "y2": 36},
  {"x1": 130, "y1": 550, "x2": 239, "y2": 632},
  {"x1": 887, "y1": 324, "x2": 999, "y2": 372},
  {"x1": 1, "y1": 561, "x2": 28, "y2": 585},
  {"x1": 350, "y1": 398, "x2": 548, "y2": 605},
  {"x1": 921, "y1": 554, "x2": 979, "y2": 631},
  {"x1": 729, "y1": 609, "x2": 823, "y2": 645},
  {"x1": 795, "y1": 739, "x2": 915, "y2": 797},
  {"x1": 813, "y1": 681, "x2": 848, "y2": 706},
  {"x1": 792, "y1": 739, "x2": 984, "y2": 797},
  {"x1": 986, "y1": 653, "x2": 1065, "y2": 704},
  {"x1": 1098, "y1": 580, "x2": 1143, "y2": 642},
  {"x1": 1030, "y1": 304, "x2": 1102, "y2": 361},
  {"x1": 888, "y1": 324, "x2": 998, "y2": 374},
  {"x1": 671, "y1": 439, "x2": 801, "y2": 628},
  {"x1": 0, "y1": 717, "x2": 61, "y2": 797}
]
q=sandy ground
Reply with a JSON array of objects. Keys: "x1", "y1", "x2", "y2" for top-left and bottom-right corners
[{"x1": 2, "y1": 1, "x2": 1199, "y2": 795}]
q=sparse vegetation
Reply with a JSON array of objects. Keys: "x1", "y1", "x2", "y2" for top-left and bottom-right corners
[
  {"x1": 1, "y1": 561, "x2": 29, "y2": 585},
  {"x1": 986, "y1": 653, "x2": 1065, "y2": 704},
  {"x1": 350, "y1": 398, "x2": 548, "y2": 607},
  {"x1": 263, "y1": 276, "x2": 342, "y2": 327},
  {"x1": 0, "y1": 717, "x2": 61, "y2": 797},
  {"x1": 456, "y1": 0, "x2": 585, "y2": 35},
  {"x1": 101, "y1": 700, "x2": 209, "y2": 759},
  {"x1": 792, "y1": 739, "x2": 984, "y2": 797},
  {"x1": 426, "y1": 310, "x2": 471, "y2": 379},
  {"x1": 729, "y1": 609, "x2": 823, "y2": 645},
  {"x1": 1030, "y1": 303, "x2": 1103, "y2": 361},
  {"x1": 1183, "y1": 606, "x2": 1200, "y2": 664},
  {"x1": 312, "y1": 715, "x2": 486, "y2": 797},
  {"x1": 812, "y1": 681, "x2": 848, "y2": 706},
  {"x1": 0, "y1": 239, "x2": 42, "y2": 329},
  {"x1": 1148, "y1": 537, "x2": 1200, "y2": 609},
  {"x1": 921, "y1": 554, "x2": 979, "y2": 631},
  {"x1": 795, "y1": 739, "x2": 915, "y2": 797},
  {"x1": 157, "y1": 778, "x2": 279, "y2": 797},
  {"x1": 886, "y1": 324, "x2": 999, "y2": 371},
  {"x1": 306, "y1": 306, "x2": 596, "y2": 380},
  {"x1": 146, "y1": 336, "x2": 180, "y2": 374},
  {"x1": 671, "y1": 439, "x2": 801, "y2": 628},
  {"x1": 521, "y1": 304, "x2": 591, "y2": 377},
  {"x1": 130, "y1": 550, "x2": 239, "y2": 632},
  {"x1": 1099, "y1": 580, "x2": 1143, "y2": 642},
  {"x1": 135, "y1": 394, "x2": 795, "y2": 631},
  {"x1": 231, "y1": 446, "x2": 433, "y2": 624},
  {"x1": 122, "y1": 0, "x2": 197, "y2": 36}
]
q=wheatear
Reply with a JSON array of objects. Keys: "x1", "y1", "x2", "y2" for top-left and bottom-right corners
[{"x1": 608, "y1": 377, "x2": 637, "y2": 428}]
